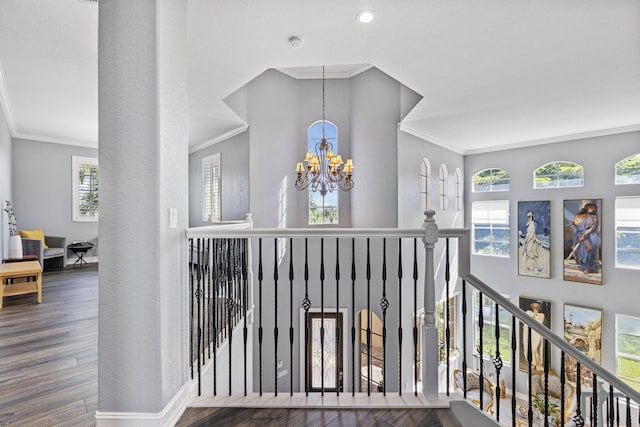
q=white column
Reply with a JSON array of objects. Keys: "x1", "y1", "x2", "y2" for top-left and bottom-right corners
[
  {"x1": 421, "y1": 209, "x2": 439, "y2": 400},
  {"x1": 97, "y1": 0, "x2": 189, "y2": 422}
]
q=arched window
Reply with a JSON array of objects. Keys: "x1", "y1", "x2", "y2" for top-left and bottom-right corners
[
  {"x1": 534, "y1": 161, "x2": 583, "y2": 189},
  {"x1": 439, "y1": 164, "x2": 448, "y2": 210},
  {"x1": 455, "y1": 168, "x2": 463, "y2": 211},
  {"x1": 472, "y1": 168, "x2": 510, "y2": 192},
  {"x1": 615, "y1": 153, "x2": 640, "y2": 185},
  {"x1": 308, "y1": 120, "x2": 339, "y2": 224},
  {"x1": 420, "y1": 158, "x2": 431, "y2": 210}
]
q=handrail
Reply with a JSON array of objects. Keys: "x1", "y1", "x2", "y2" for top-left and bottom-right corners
[
  {"x1": 443, "y1": 224, "x2": 640, "y2": 405},
  {"x1": 187, "y1": 227, "x2": 427, "y2": 239}
]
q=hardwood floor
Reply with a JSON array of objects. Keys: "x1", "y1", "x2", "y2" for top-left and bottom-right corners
[{"x1": 0, "y1": 264, "x2": 98, "y2": 427}]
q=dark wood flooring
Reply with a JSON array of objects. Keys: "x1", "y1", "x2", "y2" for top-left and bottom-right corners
[
  {"x1": 0, "y1": 264, "x2": 98, "y2": 427},
  {"x1": 176, "y1": 407, "x2": 463, "y2": 427}
]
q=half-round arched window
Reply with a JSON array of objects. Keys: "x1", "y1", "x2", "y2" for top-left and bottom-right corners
[
  {"x1": 421, "y1": 158, "x2": 431, "y2": 210},
  {"x1": 615, "y1": 153, "x2": 640, "y2": 185},
  {"x1": 472, "y1": 168, "x2": 510, "y2": 192},
  {"x1": 533, "y1": 161, "x2": 583, "y2": 189},
  {"x1": 308, "y1": 120, "x2": 339, "y2": 224},
  {"x1": 455, "y1": 168, "x2": 463, "y2": 211},
  {"x1": 439, "y1": 164, "x2": 448, "y2": 210}
]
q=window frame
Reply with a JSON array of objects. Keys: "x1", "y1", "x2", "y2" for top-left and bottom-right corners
[
  {"x1": 615, "y1": 314, "x2": 640, "y2": 392},
  {"x1": 202, "y1": 153, "x2": 221, "y2": 223},
  {"x1": 439, "y1": 163, "x2": 448, "y2": 210},
  {"x1": 615, "y1": 153, "x2": 640, "y2": 185},
  {"x1": 473, "y1": 291, "x2": 512, "y2": 365},
  {"x1": 533, "y1": 160, "x2": 584, "y2": 189},
  {"x1": 437, "y1": 294, "x2": 458, "y2": 363},
  {"x1": 472, "y1": 168, "x2": 510, "y2": 193},
  {"x1": 420, "y1": 158, "x2": 431, "y2": 210},
  {"x1": 615, "y1": 196, "x2": 640, "y2": 270},
  {"x1": 72, "y1": 156, "x2": 99, "y2": 222},
  {"x1": 472, "y1": 200, "x2": 510, "y2": 257},
  {"x1": 308, "y1": 120, "x2": 339, "y2": 225},
  {"x1": 454, "y1": 168, "x2": 463, "y2": 211}
]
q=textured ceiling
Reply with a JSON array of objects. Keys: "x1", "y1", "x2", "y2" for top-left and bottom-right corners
[{"x1": 0, "y1": 0, "x2": 639, "y2": 153}]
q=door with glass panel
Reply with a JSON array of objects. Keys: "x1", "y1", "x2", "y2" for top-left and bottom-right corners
[{"x1": 306, "y1": 312, "x2": 344, "y2": 392}]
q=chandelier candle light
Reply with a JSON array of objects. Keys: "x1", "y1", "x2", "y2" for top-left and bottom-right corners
[{"x1": 295, "y1": 66, "x2": 354, "y2": 196}]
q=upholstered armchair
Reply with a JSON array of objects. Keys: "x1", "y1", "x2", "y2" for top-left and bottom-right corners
[
  {"x1": 529, "y1": 371, "x2": 576, "y2": 427},
  {"x1": 22, "y1": 235, "x2": 67, "y2": 269},
  {"x1": 454, "y1": 369, "x2": 495, "y2": 415}
]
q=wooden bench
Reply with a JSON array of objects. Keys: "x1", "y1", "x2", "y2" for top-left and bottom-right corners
[{"x1": 0, "y1": 260, "x2": 43, "y2": 309}]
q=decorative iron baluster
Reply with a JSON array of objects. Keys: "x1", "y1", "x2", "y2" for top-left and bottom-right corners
[
  {"x1": 242, "y1": 238, "x2": 248, "y2": 396},
  {"x1": 590, "y1": 397, "x2": 593, "y2": 427},
  {"x1": 478, "y1": 291, "x2": 484, "y2": 412},
  {"x1": 335, "y1": 238, "x2": 340, "y2": 396},
  {"x1": 289, "y1": 238, "x2": 294, "y2": 397},
  {"x1": 544, "y1": 338, "x2": 549, "y2": 427},
  {"x1": 445, "y1": 238, "x2": 451, "y2": 396},
  {"x1": 609, "y1": 385, "x2": 614, "y2": 427},
  {"x1": 397, "y1": 239, "x2": 403, "y2": 396},
  {"x1": 380, "y1": 238, "x2": 388, "y2": 396},
  {"x1": 320, "y1": 238, "x2": 325, "y2": 395},
  {"x1": 189, "y1": 238, "x2": 194, "y2": 380},
  {"x1": 616, "y1": 396, "x2": 619, "y2": 427},
  {"x1": 512, "y1": 315, "x2": 517, "y2": 427},
  {"x1": 528, "y1": 327, "x2": 533, "y2": 426},
  {"x1": 207, "y1": 238, "x2": 212, "y2": 361},
  {"x1": 462, "y1": 280, "x2": 467, "y2": 399},
  {"x1": 493, "y1": 302, "x2": 503, "y2": 422},
  {"x1": 273, "y1": 238, "x2": 279, "y2": 396},
  {"x1": 561, "y1": 351, "x2": 566, "y2": 426},
  {"x1": 593, "y1": 373, "x2": 598, "y2": 427},
  {"x1": 626, "y1": 396, "x2": 631, "y2": 427},
  {"x1": 351, "y1": 238, "x2": 356, "y2": 396},
  {"x1": 227, "y1": 240, "x2": 234, "y2": 396},
  {"x1": 212, "y1": 238, "x2": 218, "y2": 396},
  {"x1": 366, "y1": 237, "x2": 371, "y2": 396},
  {"x1": 302, "y1": 239, "x2": 311, "y2": 396},
  {"x1": 574, "y1": 362, "x2": 585, "y2": 427},
  {"x1": 413, "y1": 238, "x2": 418, "y2": 397},
  {"x1": 196, "y1": 238, "x2": 202, "y2": 396},
  {"x1": 258, "y1": 238, "x2": 263, "y2": 395}
]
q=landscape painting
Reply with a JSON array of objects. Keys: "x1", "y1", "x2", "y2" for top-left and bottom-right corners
[
  {"x1": 563, "y1": 199, "x2": 602, "y2": 285},
  {"x1": 563, "y1": 304, "x2": 602, "y2": 386},
  {"x1": 518, "y1": 201, "x2": 551, "y2": 278},
  {"x1": 518, "y1": 296, "x2": 552, "y2": 373}
]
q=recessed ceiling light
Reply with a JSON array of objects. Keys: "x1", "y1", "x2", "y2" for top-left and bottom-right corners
[{"x1": 357, "y1": 11, "x2": 374, "y2": 24}]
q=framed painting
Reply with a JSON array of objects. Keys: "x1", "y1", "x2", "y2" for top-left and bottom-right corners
[
  {"x1": 563, "y1": 304, "x2": 603, "y2": 387},
  {"x1": 518, "y1": 201, "x2": 551, "y2": 278},
  {"x1": 563, "y1": 199, "x2": 602, "y2": 285},
  {"x1": 518, "y1": 297, "x2": 552, "y2": 373}
]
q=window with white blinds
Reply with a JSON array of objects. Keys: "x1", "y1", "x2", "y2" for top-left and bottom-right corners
[
  {"x1": 616, "y1": 197, "x2": 640, "y2": 269},
  {"x1": 72, "y1": 156, "x2": 99, "y2": 222},
  {"x1": 202, "y1": 153, "x2": 221, "y2": 223},
  {"x1": 472, "y1": 200, "x2": 510, "y2": 256}
]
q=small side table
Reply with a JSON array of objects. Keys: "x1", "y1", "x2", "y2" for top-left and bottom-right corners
[
  {"x1": 68, "y1": 243, "x2": 95, "y2": 266},
  {"x1": 0, "y1": 260, "x2": 42, "y2": 309}
]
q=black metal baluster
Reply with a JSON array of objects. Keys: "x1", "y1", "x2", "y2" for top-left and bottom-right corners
[
  {"x1": 574, "y1": 362, "x2": 584, "y2": 427},
  {"x1": 302, "y1": 239, "x2": 311, "y2": 396},
  {"x1": 207, "y1": 238, "x2": 212, "y2": 361},
  {"x1": 593, "y1": 373, "x2": 598, "y2": 427},
  {"x1": 616, "y1": 396, "x2": 619, "y2": 427},
  {"x1": 544, "y1": 338, "x2": 549, "y2": 427},
  {"x1": 462, "y1": 280, "x2": 467, "y2": 399},
  {"x1": 189, "y1": 238, "x2": 194, "y2": 380},
  {"x1": 626, "y1": 396, "x2": 631, "y2": 427},
  {"x1": 512, "y1": 316, "x2": 517, "y2": 427},
  {"x1": 258, "y1": 238, "x2": 263, "y2": 395},
  {"x1": 445, "y1": 238, "x2": 451, "y2": 396},
  {"x1": 335, "y1": 238, "x2": 340, "y2": 396},
  {"x1": 561, "y1": 351, "x2": 566, "y2": 426},
  {"x1": 528, "y1": 328, "x2": 533, "y2": 426},
  {"x1": 413, "y1": 238, "x2": 418, "y2": 396},
  {"x1": 289, "y1": 238, "x2": 294, "y2": 396},
  {"x1": 493, "y1": 302, "x2": 502, "y2": 422},
  {"x1": 212, "y1": 238, "x2": 218, "y2": 396},
  {"x1": 351, "y1": 238, "x2": 356, "y2": 396},
  {"x1": 609, "y1": 385, "x2": 614, "y2": 427},
  {"x1": 227, "y1": 239, "x2": 233, "y2": 395},
  {"x1": 196, "y1": 238, "x2": 202, "y2": 396},
  {"x1": 320, "y1": 238, "x2": 325, "y2": 395},
  {"x1": 381, "y1": 238, "x2": 388, "y2": 396},
  {"x1": 366, "y1": 238, "x2": 371, "y2": 396},
  {"x1": 242, "y1": 238, "x2": 248, "y2": 396},
  {"x1": 478, "y1": 292, "x2": 484, "y2": 412},
  {"x1": 273, "y1": 238, "x2": 279, "y2": 396},
  {"x1": 590, "y1": 397, "x2": 593, "y2": 427},
  {"x1": 398, "y1": 239, "x2": 403, "y2": 396}
]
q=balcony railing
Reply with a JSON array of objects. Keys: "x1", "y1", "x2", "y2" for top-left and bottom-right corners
[{"x1": 187, "y1": 211, "x2": 640, "y2": 426}]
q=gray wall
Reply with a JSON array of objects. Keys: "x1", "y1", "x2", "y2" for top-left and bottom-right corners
[
  {"x1": 465, "y1": 130, "x2": 640, "y2": 385},
  {"x1": 188, "y1": 131, "x2": 250, "y2": 226},
  {"x1": 12, "y1": 138, "x2": 99, "y2": 258},
  {"x1": 0, "y1": 106, "x2": 11, "y2": 260}
]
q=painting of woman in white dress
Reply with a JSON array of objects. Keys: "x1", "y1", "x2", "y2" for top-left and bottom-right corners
[
  {"x1": 519, "y1": 297, "x2": 552, "y2": 373},
  {"x1": 518, "y1": 201, "x2": 551, "y2": 278}
]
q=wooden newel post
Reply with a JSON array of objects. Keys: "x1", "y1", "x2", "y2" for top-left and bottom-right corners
[{"x1": 422, "y1": 209, "x2": 439, "y2": 400}]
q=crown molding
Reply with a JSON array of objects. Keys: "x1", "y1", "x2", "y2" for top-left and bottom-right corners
[
  {"x1": 277, "y1": 64, "x2": 373, "y2": 80},
  {"x1": 189, "y1": 123, "x2": 249, "y2": 154},
  {"x1": 464, "y1": 123, "x2": 640, "y2": 155},
  {"x1": 397, "y1": 122, "x2": 465, "y2": 155},
  {"x1": 0, "y1": 62, "x2": 17, "y2": 136},
  {"x1": 13, "y1": 131, "x2": 97, "y2": 149}
]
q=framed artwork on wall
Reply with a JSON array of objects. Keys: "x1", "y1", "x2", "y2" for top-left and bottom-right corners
[
  {"x1": 563, "y1": 199, "x2": 602, "y2": 285},
  {"x1": 518, "y1": 296, "x2": 552, "y2": 373},
  {"x1": 518, "y1": 201, "x2": 551, "y2": 278},
  {"x1": 563, "y1": 303, "x2": 603, "y2": 386}
]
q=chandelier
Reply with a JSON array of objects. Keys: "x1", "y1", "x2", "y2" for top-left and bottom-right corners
[{"x1": 295, "y1": 66, "x2": 354, "y2": 196}]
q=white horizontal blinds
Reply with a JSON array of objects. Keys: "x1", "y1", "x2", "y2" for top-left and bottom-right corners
[
  {"x1": 616, "y1": 197, "x2": 640, "y2": 228},
  {"x1": 78, "y1": 163, "x2": 99, "y2": 216},
  {"x1": 202, "y1": 153, "x2": 221, "y2": 222},
  {"x1": 472, "y1": 200, "x2": 509, "y2": 225}
]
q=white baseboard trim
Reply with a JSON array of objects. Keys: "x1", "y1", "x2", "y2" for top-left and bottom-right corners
[{"x1": 95, "y1": 381, "x2": 190, "y2": 426}]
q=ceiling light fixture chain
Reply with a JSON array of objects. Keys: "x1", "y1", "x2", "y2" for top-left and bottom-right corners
[{"x1": 295, "y1": 66, "x2": 354, "y2": 196}]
